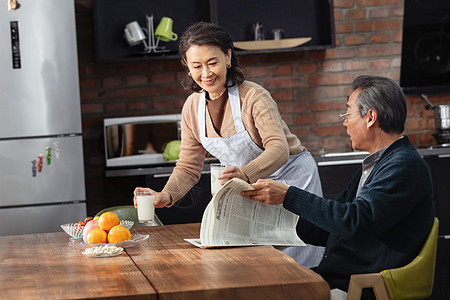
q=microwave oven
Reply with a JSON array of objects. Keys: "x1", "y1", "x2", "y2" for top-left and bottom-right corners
[{"x1": 103, "y1": 114, "x2": 182, "y2": 168}]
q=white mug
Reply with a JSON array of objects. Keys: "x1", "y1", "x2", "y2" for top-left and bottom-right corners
[{"x1": 124, "y1": 21, "x2": 146, "y2": 46}]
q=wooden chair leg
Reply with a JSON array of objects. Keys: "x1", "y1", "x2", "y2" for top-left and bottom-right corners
[{"x1": 347, "y1": 273, "x2": 390, "y2": 300}]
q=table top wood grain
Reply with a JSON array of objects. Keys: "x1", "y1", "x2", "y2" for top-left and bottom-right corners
[
  {"x1": 128, "y1": 223, "x2": 330, "y2": 300},
  {"x1": 0, "y1": 232, "x2": 156, "y2": 299},
  {"x1": 0, "y1": 223, "x2": 329, "y2": 300}
]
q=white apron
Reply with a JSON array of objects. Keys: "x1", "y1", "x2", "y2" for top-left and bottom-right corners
[{"x1": 198, "y1": 85, "x2": 324, "y2": 268}]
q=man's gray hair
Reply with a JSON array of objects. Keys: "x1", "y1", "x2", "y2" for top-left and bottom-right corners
[{"x1": 352, "y1": 75, "x2": 407, "y2": 134}]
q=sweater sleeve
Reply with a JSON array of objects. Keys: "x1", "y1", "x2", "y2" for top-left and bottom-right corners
[{"x1": 239, "y1": 84, "x2": 291, "y2": 183}]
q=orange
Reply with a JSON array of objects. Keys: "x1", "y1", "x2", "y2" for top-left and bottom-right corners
[
  {"x1": 86, "y1": 228, "x2": 108, "y2": 245},
  {"x1": 98, "y1": 212, "x2": 120, "y2": 232},
  {"x1": 107, "y1": 225, "x2": 131, "y2": 244}
]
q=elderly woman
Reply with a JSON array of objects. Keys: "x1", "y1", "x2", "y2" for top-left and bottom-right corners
[{"x1": 134, "y1": 21, "x2": 323, "y2": 267}]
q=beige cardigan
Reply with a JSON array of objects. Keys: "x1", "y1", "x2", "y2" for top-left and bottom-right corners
[{"x1": 162, "y1": 81, "x2": 306, "y2": 203}]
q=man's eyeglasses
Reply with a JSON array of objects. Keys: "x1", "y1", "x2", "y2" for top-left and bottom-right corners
[{"x1": 339, "y1": 111, "x2": 358, "y2": 121}]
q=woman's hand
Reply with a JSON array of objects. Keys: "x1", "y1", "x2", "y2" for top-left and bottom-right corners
[
  {"x1": 220, "y1": 166, "x2": 249, "y2": 183},
  {"x1": 133, "y1": 188, "x2": 173, "y2": 208},
  {"x1": 241, "y1": 179, "x2": 288, "y2": 205}
]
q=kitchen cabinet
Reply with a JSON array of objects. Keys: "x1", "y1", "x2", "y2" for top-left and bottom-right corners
[
  {"x1": 92, "y1": 0, "x2": 335, "y2": 63},
  {"x1": 423, "y1": 153, "x2": 450, "y2": 300},
  {"x1": 211, "y1": 0, "x2": 335, "y2": 55},
  {"x1": 147, "y1": 173, "x2": 212, "y2": 225}
]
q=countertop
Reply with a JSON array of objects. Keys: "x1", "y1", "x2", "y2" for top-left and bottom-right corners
[
  {"x1": 105, "y1": 146, "x2": 450, "y2": 176},
  {"x1": 316, "y1": 145, "x2": 450, "y2": 166}
]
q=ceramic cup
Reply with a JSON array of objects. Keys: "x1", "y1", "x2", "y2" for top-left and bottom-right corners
[
  {"x1": 272, "y1": 28, "x2": 284, "y2": 40},
  {"x1": 124, "y1": 21, "x2": 146, "y2": 46},
  {"x1": 154, "y1": 17, "x2": 178, "y2": 42},
  {"x1": 136, "y1": 190, "x2": 155, "y2": 223}
]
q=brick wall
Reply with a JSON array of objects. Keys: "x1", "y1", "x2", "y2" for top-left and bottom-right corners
[{"x1": 74, "y1": 0, "x2": 450, "y2": 215}]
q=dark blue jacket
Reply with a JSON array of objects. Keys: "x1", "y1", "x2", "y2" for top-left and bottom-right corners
[{"x1": 284, "y1": 136, "x2": 435, "y2": 291}]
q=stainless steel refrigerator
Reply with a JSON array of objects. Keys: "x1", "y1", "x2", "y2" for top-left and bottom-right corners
[{"x1": 0, "y1": 0, "x2": 86, "y2": 236}]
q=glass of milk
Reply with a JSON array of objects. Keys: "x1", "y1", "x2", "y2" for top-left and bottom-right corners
[
  {"x1": 136, "y1": 190, "x2": 155, "y2": 223},
  {"x1": 210, "y1": 164, "x2": 226, "y2": 196}
]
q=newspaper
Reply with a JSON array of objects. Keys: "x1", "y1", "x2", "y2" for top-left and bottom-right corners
[{"x1": 184, "y1": 178, "x2": 306, "y2": 248}]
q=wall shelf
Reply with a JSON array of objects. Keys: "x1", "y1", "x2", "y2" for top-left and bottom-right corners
[
  {"x1": 234, "y1": 37, "x2": 312, "y2": 51},
  {"x1": 92, "y1": 0, "x2": 334, "y2": 63}
]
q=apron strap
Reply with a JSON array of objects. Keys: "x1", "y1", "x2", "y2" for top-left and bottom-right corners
[
  {"x1": 198, "y1": 92, "x2": 207, "y2": 138},
  {"x1": 228, "y1": 85, "x2": 245, "y2": 133}
]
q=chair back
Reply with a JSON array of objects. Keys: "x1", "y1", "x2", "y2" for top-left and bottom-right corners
[
  {"x1": 95, "y1": 205, "x2": 163, "y2": 227},
  {"x1": 381, "y1": 217, "x2": 439, "y2": 300}
]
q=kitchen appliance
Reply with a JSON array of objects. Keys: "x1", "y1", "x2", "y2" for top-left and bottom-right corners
[
  {"x1": 421, "y1": 94, "x2": 450, "y2": 146},
  {"x1": 103, "y1": 114, "x2": 182, "y2": 168},
  {"x1": 0, "y1": 0, "x2": 86, "y2": 236},
  {"x1": 400, "y1": 0, "x2": 450, "y2": 94},
  {"x1": 103, "y1": 114, "x2": 213, "y2": 225}
]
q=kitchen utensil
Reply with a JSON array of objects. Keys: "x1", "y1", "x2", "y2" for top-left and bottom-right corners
[
  {"x1": 272, "y1": 28, "x2": 284, "y2": 40},
  {"x1": 421, "y1": 94, "x2": 450, "y2": 131},
  {"x1": 124, "y1": 21, "x2": 147, "y2": 46},
  {"x1": 252, "y1": 22, "x2": 264, "y2": 41},
  {"x1": 154, "y1": 17, "x2": 178, "y2": 42}
]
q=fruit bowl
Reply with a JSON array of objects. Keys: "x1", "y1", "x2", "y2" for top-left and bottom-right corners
[
  {"x1": 69, "y1": 234, "x2": 149, "y2": 250},
  {"x1": 119, "y1": 220, "x2": 134, "y2": 230},
  {"x1": 61, "y1": 223, "x2": 85, "y2": 239},
  {"x1": 61, "y1": 220, "x2": 134, "y2": 239}
]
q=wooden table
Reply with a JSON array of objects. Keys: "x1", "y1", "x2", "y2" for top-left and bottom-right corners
[
  {"x1": 0, "y1": 223, "x2": 330, "y2": 299},
  {"x1": 0, "y1": 232, "x2": 156, "y2": 299}
]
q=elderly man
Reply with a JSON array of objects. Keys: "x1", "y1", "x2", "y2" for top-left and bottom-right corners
[{"x1": 242, "y1": 75, "x2": 435, "y2": 297}]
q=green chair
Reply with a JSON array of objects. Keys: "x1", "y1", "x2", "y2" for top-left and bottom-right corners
[
  {"x1": 95, "y1": 205, "x2": 163, "y2": 227},
  {"x1": 347, "y1": 217, "x2": 439, "y2": 300}
]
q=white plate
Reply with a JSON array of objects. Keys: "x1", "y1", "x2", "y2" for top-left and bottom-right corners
[
  {"x1": 69, "y1": 234, "x2": 149, "y2": 250},
  {"x1": 83, "y1": 250, "x2": 124, "y2": 258},
  {"x1": 84, "y1": 252, "x2": 123, "y2": 258}
]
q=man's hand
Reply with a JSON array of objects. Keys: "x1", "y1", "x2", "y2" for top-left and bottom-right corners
[{"x1": 241, "y1": 179, "x2": 289, "y2": 205}]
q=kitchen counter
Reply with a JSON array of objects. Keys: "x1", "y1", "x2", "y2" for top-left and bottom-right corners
[
  {"x1": 315, "y1": 145, "x2": 450, "y2": 166},
  {"x1": 105, "y1": 158, "x2": 219, "y2": 177}
]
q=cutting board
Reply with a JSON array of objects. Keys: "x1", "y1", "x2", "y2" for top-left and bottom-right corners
[{"x1": 233, "y1": 37, "x2": 312, "y2": 50}]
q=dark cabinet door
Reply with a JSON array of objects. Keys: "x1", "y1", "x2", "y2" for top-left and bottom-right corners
[
  {"x1": 318, "y1": 163, "x2": 361, "y2": 199},
  {"x1": 147, "y1": 173, "x2": 212, "y2": 224},
  {"x1": 424, "y1": 156, "x2": 450, "y2": 235}
]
